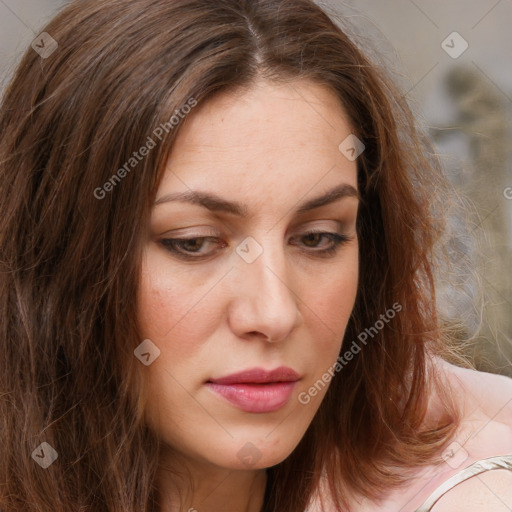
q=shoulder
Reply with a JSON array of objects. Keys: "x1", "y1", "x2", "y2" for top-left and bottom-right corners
[
  {"x1": 431, "y1": 468, "x2": 512, "y2": 511},
  {"x1": 431, "y1": 357, "x2": 512, "y2": 437},
  {"x1": 426, "y1": 358, "x2": 512, "y2": 511}
]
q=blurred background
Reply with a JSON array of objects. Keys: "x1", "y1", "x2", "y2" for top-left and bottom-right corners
[{"x1": 1, "y1": 0, "x2": 511, "y2": 375}]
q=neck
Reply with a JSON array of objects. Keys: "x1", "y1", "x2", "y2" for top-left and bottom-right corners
[{"x1": 156, "y1": 448, "x2": 268, "y2": 512}]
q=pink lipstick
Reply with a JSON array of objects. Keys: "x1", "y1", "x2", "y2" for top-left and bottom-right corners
[{"x1": 206, "y1": 366, "x2": 300, "y2": 413}]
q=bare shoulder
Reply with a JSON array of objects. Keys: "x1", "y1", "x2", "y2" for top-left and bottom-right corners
[
  {"x1": 432, "y1": 357, "x2": 512, "y2": 436},
  {"x1": 427, "y1": 358, "x2": 512, "y2": 511},
  {"x1": 431, "y1": 469, "x2": 512, "y2": 511}
]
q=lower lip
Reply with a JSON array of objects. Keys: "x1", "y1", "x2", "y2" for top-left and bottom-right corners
[{"x1": 206, "y1": 381, "x2": 297, "y2": 413}]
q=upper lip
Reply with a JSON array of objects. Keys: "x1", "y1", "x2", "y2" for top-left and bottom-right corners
[{"x1": 207, "y1": 366, "x2": 301, "y2": 385}]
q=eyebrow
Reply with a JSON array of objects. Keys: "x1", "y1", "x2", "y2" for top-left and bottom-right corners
[{"x1": 153, "y1": 183, "x2": 359, "y2": 217}]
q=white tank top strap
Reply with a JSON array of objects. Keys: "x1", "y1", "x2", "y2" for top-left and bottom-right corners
[{"x1": 414, "y1": 454, "x2": 512, "y2": 512}]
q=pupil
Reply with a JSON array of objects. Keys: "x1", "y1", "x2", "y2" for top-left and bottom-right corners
[
  {"x1": 305, "y1": 234, "x2": 319, "y2": 246},
  {"x1": 186, "y1": 239, "x2": 202, "y2": 251}
]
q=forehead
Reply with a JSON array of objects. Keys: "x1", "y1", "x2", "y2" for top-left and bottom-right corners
[{"x1": 158, "y1": 78, "x2": 358, "y2": 209}]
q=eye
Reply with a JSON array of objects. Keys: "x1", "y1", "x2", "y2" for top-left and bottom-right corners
[
  {"x1": 291, "y1": 230, "x2": 351, "y2": 257},
  {"x1": 159, "y1": 236, "x2": 225, "y2": 260},
  {"x1": 159, "y1": 231, "x2": 352, "y2": 261}
]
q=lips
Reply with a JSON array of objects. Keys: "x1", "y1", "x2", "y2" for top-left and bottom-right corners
[
  {"x1": 206, "y1": 366, "x2": 300, "y2": 413},
  {"x1": 208, "y1": 366, "x2": 300, "y2": 385}
]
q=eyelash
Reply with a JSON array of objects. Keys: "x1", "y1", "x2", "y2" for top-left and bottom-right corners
[{"x1": 159, "y1": 231, "x2": 351, "y2": 261}]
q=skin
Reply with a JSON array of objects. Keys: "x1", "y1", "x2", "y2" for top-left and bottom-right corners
[
  {"x1": 340, "y1": 360, "x2": 512, "y2": 511},
  {"x1": 137, "y1": 77, "x2": 360, "y2": 512}
]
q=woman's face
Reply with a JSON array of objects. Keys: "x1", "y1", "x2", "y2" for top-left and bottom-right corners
[{"x1": 137, "y1": 78, "x2": 360, "y2": 472}]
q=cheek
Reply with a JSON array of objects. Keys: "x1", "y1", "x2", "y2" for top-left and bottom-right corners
[
  {"x1": 308, "y1": 248, "x2": 358, "y2": 332},
  {"x1": 304, "y1": 248, "x2": 359, "y2": 366},
  {"x1": 313, "y1": 270, "x2": 358, "y2": 326},
  {"x1": 137, "y1": 250, "x2": 222, "y2": 360}
]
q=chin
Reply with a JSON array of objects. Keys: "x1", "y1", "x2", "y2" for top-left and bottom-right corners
[{"x1": 208, "y1": 431, "x2": 304, "y2": 470}]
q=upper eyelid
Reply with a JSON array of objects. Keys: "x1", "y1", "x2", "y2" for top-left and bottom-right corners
[
  {"x1": 159, "y1": 219, "x2": 352, "y2": 236},
  {"x1": 161, "y1": 230, "x2": 350, "y2": 246},
  {"x1": 163, "y1": 228, "x2": 345, "y2": 240}
]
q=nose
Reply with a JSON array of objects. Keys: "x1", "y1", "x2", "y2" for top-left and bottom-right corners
[{"x1": 227, "y1": 237, "x2": 302, "y2": 343}]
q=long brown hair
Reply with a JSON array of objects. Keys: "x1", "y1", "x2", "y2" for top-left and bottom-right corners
[{"x1": 0, "y1": 0, "x2": 463, "y2": 510}]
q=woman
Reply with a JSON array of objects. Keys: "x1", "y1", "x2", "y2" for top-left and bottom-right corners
[{"x1": 0, "y1": 0, "x2": 511, "y2": 511}]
